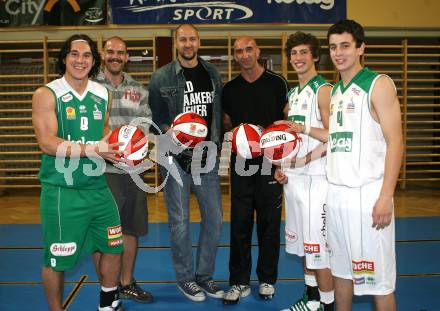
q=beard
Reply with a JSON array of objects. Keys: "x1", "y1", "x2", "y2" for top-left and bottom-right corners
[
  {"x1": 178, "y1": 50, "x2": 197, "y2": 61},
  {"x1": 106, "y1": 59, "x2": 124, "y2": 75}
]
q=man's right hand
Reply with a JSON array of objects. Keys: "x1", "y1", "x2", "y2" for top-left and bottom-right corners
[
  {"x1": 274, "y1": 167, "x2": 288, "y2": 184},
  {"x1": 92, "y1": 132, "x2": 124, "y2": 164}
]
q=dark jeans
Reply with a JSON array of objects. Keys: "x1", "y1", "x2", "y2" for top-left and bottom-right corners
[
  {"x1": 159, "y1": 158, "x2": 222, "y2": 284},
  {"x1": 228, "y1": 155, "x2": 283, "y2": 286}
]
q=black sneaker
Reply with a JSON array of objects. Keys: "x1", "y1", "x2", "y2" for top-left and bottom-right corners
[
  {"x1": 119, "y1": 280, "x2": 153, "y2": 303},
  {"x1": 177, "y1": 282, "x2": 206, "y2": 302},
  {"x1": 97, "y1": 299, "x2": 125, "y2": 311},
  {"x1": 197, "y1": 280, "x2": 224, "y2": 299}
]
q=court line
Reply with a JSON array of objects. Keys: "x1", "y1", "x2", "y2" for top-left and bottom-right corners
[
  {"x1": 62, "y1": 274, "x2": 88, "y2": 310},
  {"x1": 2, "y1": 274, "x2": 438, "y2": 286},
  {"x1": 1, "y1": 239, "x2": 439, "y2": 250}
]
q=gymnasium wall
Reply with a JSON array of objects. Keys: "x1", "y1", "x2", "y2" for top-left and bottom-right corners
[
  {"x1": 0, "y1": 0, "x2": 439, "y2": 41},
  {"x1": 348, "y1": 0, "x2": 440, "y2": 28}
]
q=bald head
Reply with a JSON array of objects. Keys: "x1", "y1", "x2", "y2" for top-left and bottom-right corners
[
  {"x1": 175, "y1": 24, "x2": 199, "y2": 39},
  {"x1": 233, "y1": 36, "x2": 257, "y2": 50},
  {"x1": 233, "y1": 36, "x2": 261, "y2": 72}
]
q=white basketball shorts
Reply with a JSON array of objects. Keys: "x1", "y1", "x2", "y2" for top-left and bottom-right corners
[
  {"x1": 283, "y1": 173, "x2": 330, "y2": 269},
  {"x1": 327, "y1": 178, "x2": 396, "y2": 296}
]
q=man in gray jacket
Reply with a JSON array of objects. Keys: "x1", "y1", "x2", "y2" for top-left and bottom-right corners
[
  {"x1": 148, "y1": 24, "x2": 223, "y2": 302},
  {"x1": 96, "y1": 36, "x2": 153, "y2": 304}
]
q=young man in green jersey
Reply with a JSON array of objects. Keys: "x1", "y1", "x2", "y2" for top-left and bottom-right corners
[{"x1": 32, "y1": 34, "x2": 125, "y2": 311}]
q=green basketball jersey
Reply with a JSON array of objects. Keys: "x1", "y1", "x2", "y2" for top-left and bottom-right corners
[{"x1": 38, "y1": 77, "x2": 110, "y2": 189}]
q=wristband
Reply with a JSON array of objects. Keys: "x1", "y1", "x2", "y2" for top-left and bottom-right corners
[{"x1": 303, "y1": 124, "x2": 311, "y2": 135}]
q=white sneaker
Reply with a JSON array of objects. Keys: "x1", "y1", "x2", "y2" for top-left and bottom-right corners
[
  {"x1": 223, "y1": 285, "x2": 251, "y2": 305},
  {"x1": 259, "y1": 282, "x2": 275, "y2": 300}
]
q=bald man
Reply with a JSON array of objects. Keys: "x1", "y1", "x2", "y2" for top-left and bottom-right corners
[
  {"x1": 96, "y1": 36, "x2": 153, "y2": 304},
  {"x1": 222, "y1": 36, "x2": 289, "y2": 304}
]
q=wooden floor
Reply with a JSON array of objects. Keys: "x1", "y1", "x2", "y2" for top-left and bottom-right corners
[{"x1": 0, "y1": 183, "x2": 439, "y2": 224}]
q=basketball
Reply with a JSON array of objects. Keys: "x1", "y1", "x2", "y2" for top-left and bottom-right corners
[
  {"x1": 259, "y1": 123, "x2": 301, "y2": 164},
  {"x1": 232, "y1": 123, "x2": 263, "y2": 159},
  {"x1": 171, "y1": 112, "x2": 208, "y2": 148},
  {"x1": 108, "y1": 125, "x2": 148, "y2": 165}
]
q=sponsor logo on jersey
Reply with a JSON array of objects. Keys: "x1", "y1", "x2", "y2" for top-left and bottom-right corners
[
  {"x1": 346, "y1": 98, "x2": 355, "y2": 113},
  {"x1": 289, "y1": 95, "x2": 298, "y2": 109},
  {"x1": 304, "y1": 243, "x2": 320, "y2": 254},
  {"x1": 50, "y1": 242, "x2": 77, "y2": 256},
  {"x1": 330, "y1": 132, "x2": 353, "y2": 152},
  {"x1": 285, "y1": 228, "x2": 298, "y2": 242},
  {"x1": 93, "y1": 104, "x2": 102, "y2": 120},
  {"x1": 301, "y1": 100, "x2": 308, "y2": 110},
  {"x1": 66, "y1": 107, "x2": 76, "y2": 120},
  {"x1": 66, "y1": 134, "x2": 100, "y2": 145},
  {"x1": 62, "y1": 93, "x2": 73, "y2": 103},
  {"x1": 351, "y1": 86, "x2": 361, "y2": 96},
  {"x1": 90, "y1": 94, "x2": 103, "y2": 105},
  {"x1": 79, "y1": 105, "x2": 87, "y2": 114},
  {"x1": 107, "y1": 225, "x2": 122, "y2": 239},
  {"x1": 108, "y1": 238, "x2": 123, "y2": 247},
  {"x1": 287, "y1": 115, "x2": 305, "y2": 125},
  {"x1": 352, "y1": 260, "x2": 375, "y2": 274}
]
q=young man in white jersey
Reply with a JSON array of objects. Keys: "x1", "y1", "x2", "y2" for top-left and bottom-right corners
[
  {"x1": 32, "y1": 34, "x2": 125, "y2": 311},
  {"x1": 326, "y1": 20, "x2": 403, "y2": 310},
  {"x1": 274, "y1": 32, "x2": 334, "y2": 311}
]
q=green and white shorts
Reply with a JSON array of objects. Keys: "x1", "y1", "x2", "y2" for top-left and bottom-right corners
[{"x1": 40, "y1": 184, "x2": 123, "y2": 272}]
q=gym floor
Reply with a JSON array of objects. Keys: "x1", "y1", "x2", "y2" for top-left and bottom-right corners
[{"x1": 0, "y1": 186, "x2": 439, "y2": 311}]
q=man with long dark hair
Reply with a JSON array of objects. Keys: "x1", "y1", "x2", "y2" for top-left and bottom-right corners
[{"x1": 32, "y1": 34, "x2": 124, "y2": 311}]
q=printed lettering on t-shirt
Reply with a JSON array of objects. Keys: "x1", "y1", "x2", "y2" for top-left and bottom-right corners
[{"x1": 183, "y1": 81, "x2": 212, "y2": 117}]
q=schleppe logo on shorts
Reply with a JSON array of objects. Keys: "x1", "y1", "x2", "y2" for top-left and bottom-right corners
[
  {"x1": 50, "y1": 242, "x2": 77, "y2": 256},
  {"x1": 107, "y1": 225, "x2": 122, "y2": 239},
  {"x1": 108, "y1": 238, "x2": 123, "y2": 247},
  {"x1": 304, "y1": 243, "x2": 320, "y2": 254},
  {"x1": 352, "y1": 260, "x2": 375, "y2": 274}
]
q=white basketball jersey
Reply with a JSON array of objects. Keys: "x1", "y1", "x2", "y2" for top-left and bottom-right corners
[
  {"x1": 286, "y1": 75, "x2": 330, "y2": 176},
  {"x1": 327, "y1": 68, "x2": 392, "y2": 187}
]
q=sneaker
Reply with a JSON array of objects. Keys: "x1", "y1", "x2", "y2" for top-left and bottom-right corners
[
  {"x1": 177, "y1": 282, "x2": 206, "y2": 302},
  {"x1": 223, "y1": 285, "x2": 251, "y2": 305},
  {"x1": 197, "y1": 280, "x2": 224, "y2": 299},
  {"x1": 259, "y1": 282, "x2": 275, "y2": 300},
  {"x1": 281, "y1": 293, "x2": 323, "y2": 311},
  {"x1": 97, "y1": 299, "x2": 124, "y2": 311},
  {"x1": 119, "y1": 280, "x2": 153, "y2": 303}
]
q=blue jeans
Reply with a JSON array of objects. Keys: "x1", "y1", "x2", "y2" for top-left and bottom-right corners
[{"x1": 160, "y1": 159, "x2": 222, "y2": 284}]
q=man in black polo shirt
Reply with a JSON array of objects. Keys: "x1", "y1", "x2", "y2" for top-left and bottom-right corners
[{"x1": 222, "y1": 36, "x2": 288, "y2": 305}]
